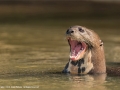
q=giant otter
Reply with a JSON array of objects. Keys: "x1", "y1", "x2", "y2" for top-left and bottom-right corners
[{"x1": 62, "y1": 25, "x2": 120, "y2": 76}]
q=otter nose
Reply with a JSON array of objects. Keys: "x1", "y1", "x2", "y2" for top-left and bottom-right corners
[{"x1": 66, "y1": 29, "x2": 74, "y2": 34}]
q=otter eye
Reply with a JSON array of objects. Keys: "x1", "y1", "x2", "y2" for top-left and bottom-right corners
[{"x1": 79, "y1": 28, "x2": 84, "y2": 32}]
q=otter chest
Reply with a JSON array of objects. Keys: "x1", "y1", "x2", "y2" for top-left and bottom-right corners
[{"x1": 68, "y1": 58, "x2": 93, "y2": 74}]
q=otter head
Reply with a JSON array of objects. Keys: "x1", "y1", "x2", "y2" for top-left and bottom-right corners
[
  {"x1": 66, "y1": 25, "x2": 106, "y2": 74},
  {"x1": 66, "y1": 25, "x2": 96, "y2": 61}
]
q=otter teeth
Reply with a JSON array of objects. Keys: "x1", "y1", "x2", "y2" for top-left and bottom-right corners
[
  {"x1": 81, "y1": 48, "x2": 84, "y2": 50},
  {"x1": 70, "y1": 51, "x2": 82, "y2": 59}
]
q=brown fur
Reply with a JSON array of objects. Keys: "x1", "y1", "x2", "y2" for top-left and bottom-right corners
[
  {"x1": 89, "y1": 30, "x2": 106, "y2": 73},
  {"x1": 64, "y1": 26, "x2": 120, "y2": 75},
  {"x1": 68, "y1": 26, "x2": 106, "y2": 74}
]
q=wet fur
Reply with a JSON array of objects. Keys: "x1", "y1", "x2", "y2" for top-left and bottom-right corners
[{"x1": 63, "y1": 26, "x2": 106, "y2": 74}]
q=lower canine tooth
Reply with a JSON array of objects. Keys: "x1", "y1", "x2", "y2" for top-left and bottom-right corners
[{"x1": 81, "y1": 48, "x2": 83, "y2": 50}]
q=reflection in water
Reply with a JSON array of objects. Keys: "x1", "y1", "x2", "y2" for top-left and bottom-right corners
[
  {"x1": 68, "y1": 74, "x2": 106, "y2": 90},
  {"x1": 0, "y1": 24, "x2": 119, "y2": 90}
]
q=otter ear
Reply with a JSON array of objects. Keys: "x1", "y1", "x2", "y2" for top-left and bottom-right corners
[{"x1": 99, "y1": 40, "x2": 103, "y2": 46}]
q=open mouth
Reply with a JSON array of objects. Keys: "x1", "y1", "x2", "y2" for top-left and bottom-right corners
[{"x1": 68, "y1": 38, "x2": 87, "y2": 61}]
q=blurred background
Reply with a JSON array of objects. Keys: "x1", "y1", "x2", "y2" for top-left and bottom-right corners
[
  {"x1": 0, "y1": 0, "x2": 120, "y2": 26},
  {"x1": 0, "y1": 0, "x2": 120, "y2": 90}
]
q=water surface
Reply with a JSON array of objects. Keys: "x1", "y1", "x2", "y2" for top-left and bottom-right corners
[{"x1": 0, "y1": 21, "x2": 120, "y2": 90}]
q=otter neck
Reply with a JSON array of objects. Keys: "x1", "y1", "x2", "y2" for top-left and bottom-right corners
[{"x1": 91, "y1": 45, "x2": 106, "y2": 74}]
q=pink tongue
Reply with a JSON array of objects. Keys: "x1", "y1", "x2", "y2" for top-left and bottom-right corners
[{"x1": 69, "y1": 40, "x2": 81, "y2": 56}]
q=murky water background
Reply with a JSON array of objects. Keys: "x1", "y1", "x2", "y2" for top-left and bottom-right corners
[
  {"x1": 0, "y1": 19, "x2": 120, "y2": 90},
  {"x1": 0, "y1": 1, "x2": 119, "y2": 90}
]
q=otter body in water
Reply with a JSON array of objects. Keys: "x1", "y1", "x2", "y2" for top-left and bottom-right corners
[{"x1": 62, "y1": 25, "x2": 120, "y2": 75}]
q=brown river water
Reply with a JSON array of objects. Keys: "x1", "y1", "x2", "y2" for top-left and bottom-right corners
[{"x1": 0, "y1": 19, "x2": 120, "y2": 90}]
